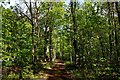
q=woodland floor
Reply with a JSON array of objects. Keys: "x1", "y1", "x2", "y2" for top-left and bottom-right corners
[
  {"x1": 2, "y1": 59, "x2": 74, "y2": 80},
  {"x1": 43, "y1": 59, "x2": 72, "y2": 80}
]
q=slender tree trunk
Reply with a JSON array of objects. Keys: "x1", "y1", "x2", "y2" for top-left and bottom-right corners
[
  {"x1": 115, "y1": 2, "x2": 120, "y2": 25},
  {"x1": 44, "y1": 21, "x2": 48, "y2": 61},
  {"x1": 19, "y1": 69, "x2": 22, "y2": 79},
  {"x1": 60, "y1": 36, "x2": 62, "y2": 59},
  {"x1": 114, "y1": 2, "x2": 119, "y2": 71},
  {"x1": 70, "y1": 0, "x2": 77, "y2": 65},
  {"x1": 29, "y1": 1, "x2": 36, "y2": 63},
  {"x1": 49, "y1": 24, "x2": 52, "y2": 61},
  {"x1": 113, "y1": 2, "x2": 118, "y2": 56},
  {"x1": 62, "y1": 43, "x2": 64, "y2": 60},
  {"x1": 34, "y1": 1, "x2": 38, "y2": 62},
  {"x1": 115, "y1": 2, "x2": 120, "y2": 58},
  {"x1": 98, "y1": 36, "x2": 104, "y2": 58},
  {"x1": 49, "y1": 3, "x2": 53, "y2": 61},
  {"x1": 34, "y1": 1, "x2": 39, "y2": 60},
  {"x1": 44, "y1": 3, "x2": 53, "y2": 61},
  {"x1": 99, "y1": 4, "x2": 105, "y2": 58},
  {"x1": 107, "y1": 2, "x2": 113, "y2": 62}
]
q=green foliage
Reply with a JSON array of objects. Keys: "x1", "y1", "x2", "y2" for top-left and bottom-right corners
[{"x1": 1, "y1": 1, "x2": 120, "y2": 79}]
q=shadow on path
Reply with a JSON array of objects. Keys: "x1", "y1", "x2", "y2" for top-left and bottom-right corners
[{"x1": 44, "y1": 60, "x2": 72, "y2": 80}]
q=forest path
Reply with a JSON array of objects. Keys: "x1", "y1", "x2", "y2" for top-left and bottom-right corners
[{"x1": 44, "y1": 59, "x2": 72, "y2": 80}]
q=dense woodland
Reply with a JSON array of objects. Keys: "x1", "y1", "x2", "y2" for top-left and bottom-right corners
[{"x1": 1, "y1": 0, "x2": 120, "y2": 79}]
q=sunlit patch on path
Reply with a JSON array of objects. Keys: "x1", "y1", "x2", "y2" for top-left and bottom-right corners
[{"x1": 44, "y1": 59, "x2": 71, "y2": 80}]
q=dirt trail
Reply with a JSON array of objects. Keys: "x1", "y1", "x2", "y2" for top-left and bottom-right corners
[{"x1": 44, "y1": 60, "x2": 71, "y2": 80}]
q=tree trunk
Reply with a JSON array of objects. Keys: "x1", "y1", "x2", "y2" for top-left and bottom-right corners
[
  {"x1": 49, "y1": 24, "x2": 52, "y2": 61},
  {"x1": 115, "y1": 2, "x2": 120, "y2": 25},
  {"x1": 107, "y1": 2, "x2": 113, "y2": 62},
  {"x1": 98, "y1": 36, "x2": 104, "y2": 58},
  {"x1": 114, "y1": 2, "x2": 119, "y2": 71},
  {"x1": 44, "y1": 22, "x2": 48, "y2": 61},
  {"x1": 70, "y1": 0, "x2": 78, "y2": 65}
]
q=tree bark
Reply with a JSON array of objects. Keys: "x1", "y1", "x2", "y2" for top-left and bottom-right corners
[
  {"x1": 107, "y1": 2, "x2": 113, "y2": 62},
  {"x1": 115, "y1": 2, "x2": 120, "y2": 25},
  {"x1": 49, "y1": 3, "x2": 53, "y2": 61},
  {"x1": 70, "y1": 0, "x2": 78, "y2": 65}
]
